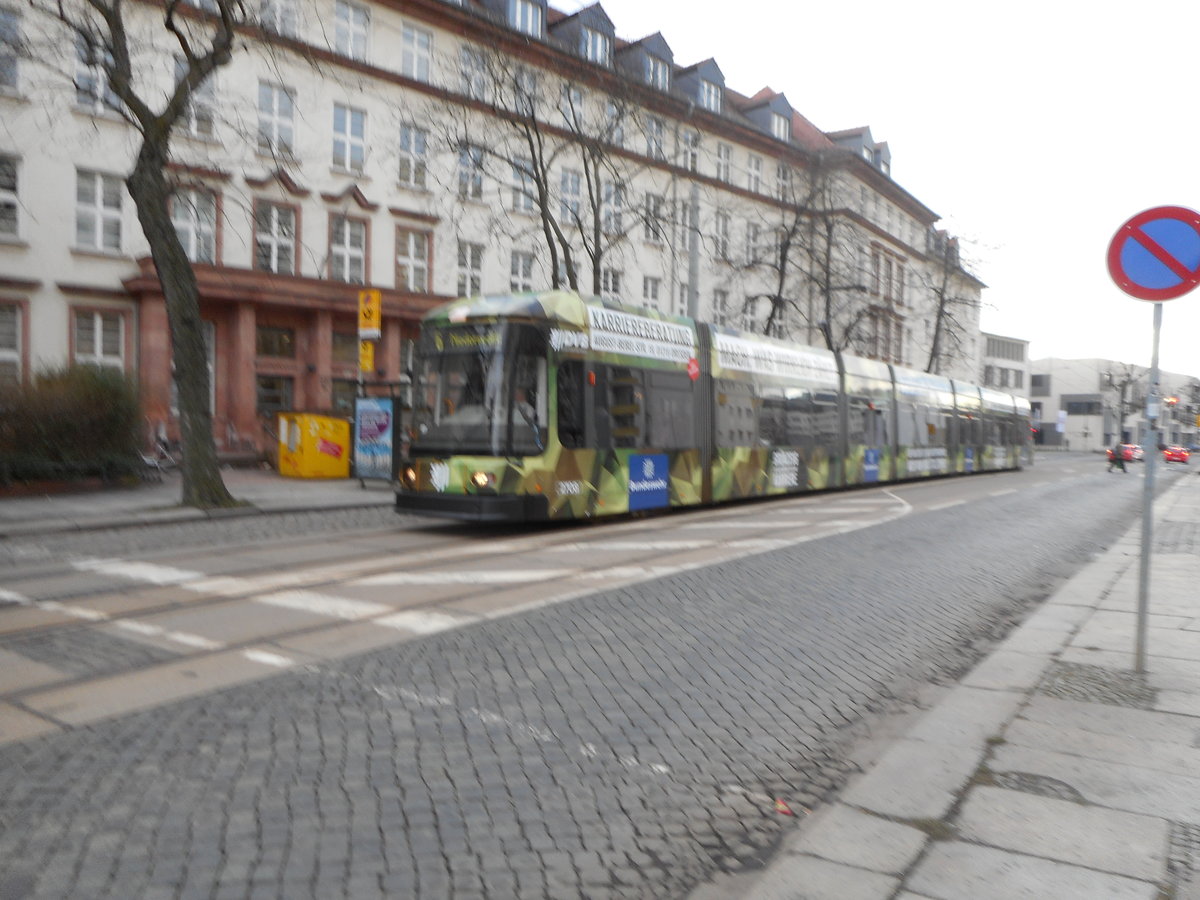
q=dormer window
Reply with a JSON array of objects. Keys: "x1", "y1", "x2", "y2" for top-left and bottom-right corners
[
  {"x1": 581, "y1": 27, "x2": 611, "y2": 66},
  {"x1": 862, "y1": 146, "x2": 873, "y2": 161},
  {"x1": 700, "y1": 79, "x2": 722, "y2": 113},
  {"x1": 509, "y1": 0, "x2": 542, "y2": 37},
  {"x1": 771, "y1": 112, "x2": 790, "y2": 141},
  {"x1": 647, "y1": 55, "x2": 670, "y2": 91}
]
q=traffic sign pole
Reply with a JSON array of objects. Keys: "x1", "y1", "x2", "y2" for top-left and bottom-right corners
[{"x1": 1107, "y1": 206, "x2": 1200, "y2": 673}]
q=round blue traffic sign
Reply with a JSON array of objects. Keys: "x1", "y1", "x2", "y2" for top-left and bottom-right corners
[{"x1": 1108, "y1": 206, "x2": 1200, "y2": 301}]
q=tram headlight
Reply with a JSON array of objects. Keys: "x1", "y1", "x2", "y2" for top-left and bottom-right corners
[
  {"x1": 402, "y1": 466, "x2": 417, "y2": 488},
  {"x1": 469, "y1": 470, "x2": 495, "y2": 491}
]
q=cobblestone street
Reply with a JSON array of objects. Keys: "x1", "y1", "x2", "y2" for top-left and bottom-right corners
[{"x1": 0, "y1": 468, "x2": 1145, "y2": 898}]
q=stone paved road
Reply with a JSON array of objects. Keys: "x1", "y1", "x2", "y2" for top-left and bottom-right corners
[{"x1": 0, "y1": 466, "x2": 1160, "y2": 899}]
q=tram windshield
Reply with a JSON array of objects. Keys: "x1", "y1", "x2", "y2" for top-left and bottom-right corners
[{"x1": 411, "y1": 322, "x2": 548, "y2": 456}]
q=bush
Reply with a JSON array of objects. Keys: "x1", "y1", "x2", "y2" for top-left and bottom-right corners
[{"x1": 0, "y1": 366, "x2": 143, "y2": 484}]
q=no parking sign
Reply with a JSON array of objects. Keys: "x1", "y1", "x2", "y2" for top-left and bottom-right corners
[{"x1": 1107, "y1": 205, "x2": 1200, "y2": 300}]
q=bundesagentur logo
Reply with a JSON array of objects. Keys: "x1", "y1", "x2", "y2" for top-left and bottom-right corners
[{"x1": 430, "y1": 462, "x2": 450, "y2": 492}]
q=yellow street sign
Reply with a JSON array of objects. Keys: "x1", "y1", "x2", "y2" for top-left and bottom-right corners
[
  {"x1": 358, "y1": 289, "x2": 382, "y2": 339},
  {"x1": 359, "y1": 339, "x2": 375, "y2": 374}
]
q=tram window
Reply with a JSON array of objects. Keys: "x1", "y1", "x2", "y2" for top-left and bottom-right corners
[
  {"x1": 646, "y1": 371, "x2": 696, "y2": 449},
  {"x1": 557, "y1": 362, "x2": 586, "y2": 449},
  {"x1": 608, "y1": 366, "x2": 644, "y2": 448},
  {"x1": 715, "y1": 379, "x2": 755, "y2": 447}
]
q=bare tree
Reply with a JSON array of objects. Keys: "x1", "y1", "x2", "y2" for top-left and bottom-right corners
[
  {"x1": 435, "y1": 45, "x2": 646, "y2": 295},
  {"x1": 28, "y1": 0, "x2": 241, "y2": 507},
  {"x1": 921, "y1": 229, "x2": 981, "y2": 375}
]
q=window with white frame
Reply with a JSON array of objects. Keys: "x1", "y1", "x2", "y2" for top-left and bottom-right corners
[
  {"x1": 647, "y1": 55, "x2": 669, "y2": 90},
  {"x1": 581, "y1": 27, "x2": 610, "y2": 66},
  {"x1": 643, "y1": 193, "x2": 666, "y2": 243},
  {"x1": 642, "y1": 275, "x2": 660, "y2": 308},
  {"x1": 644, "y1": 116, "x2": 665, "y2": 160},
  {"x1": 677, "y1": 198, "x2": 696, "y2": 247},
  {"x1": 171, "y1": 188, "x2": 216, "y2": 263},
  {"x1": 740, "y1": 300, "x2": 756, "y2": 331},
  {"x1": 601, "y1": 181, "x2": 623, "y2": 234},
  {"x1": 334, "y1": 0, "x2": 369, "y2": 60},
  {"x1": 253, "y1": 201, "x2": 295, "y2": 274},
  {"x1": 676, "y1": 282, "x2": 688, "y2": 317},
  {"x1": 601, "y1": 268, "x2": 621, "y2": 302},
  {"x1": 0, "y1": 303, "x2": 19, "y2": 385},
  {"x1": 511, "y1": 158, "x2": 535, "y2": 212},
  {"x1": 398, "y1": 124, "x2": 428, "y2": 188},
  {"x1": 75, "y1": 34, "x2": 118, "y2": 113},
  {"x1": 175, "y1": 56, "x2": 216, "y2": 138},
  {"x1": 775, "y1": 163, "x2": 792, "y2": 201},
  {"x1": 329, "y1": 214, "x2": 366, "y2": 283},
  {"x1": 560, "y1": 84, "x2": 583, "y2": 128},
  {"x1": 712, "y1": 289, "x2": 729, "y2": 326},
  {"x1": 401, "y1": 24, "x2": 432, "y2": 82},
  {"x1": 680, "y1": 131, "x2": 699, "y2": 172},
  {"x1": 75, "y1": 169, "x2": 122, "y2": 252},
  {"x1": 605, "y1": 100, "x2": 624, "y2": 148},
  {"x1": 258, "y1": 0, "x2": 297, "y2": 36},
  {"x1": 457, "y1": 144, "x2": 484, "y2": 200},
  {"x1": 460, "y1": 46, "x2": 488, "y2": 101},
  {"x1": 332, "y1": 103, "x2": 366, "y2": 172},
  {"x1": 700, "y1": 79, "x2": 721, "y2": 113},
  {"x1": 257, "y1": 82, "x2": 294, "y2": 156},
  {"x1": 512, "y1": 66, "x2": 538, "y2": 116},
  {"x1": 396, "y1": 228, "x2": 430, "y2": 292},
  {"x1": 715, "y1": 143, "x2": 731, "y2": 183},
  {"x1": 713, "y1": 211, "x2": 730, "y2": 260},
  {"x1": 0, "y1": 155, "x2": 17, "y2": 238},
  {"x1": 0, "y1": 8, "x2": 20, "y2": 92},
  {"x1": 772, "y1": 111, "x2": 790, "y2": 141},
  {"x1": 509, "y1": 0, "x2": 542, "y2": 36},
  {"x1": 745, "y1": 221, "x2": 761, "y2": 263},
  {"x1": 74, "y1": 309, "x2": 123, "y2": 369},
  {"x1": 747, "y1": 155, "x2": 762, "y2": 193},
  {"x1": 457, "y1": 240, "x2": 484, "y2": 296},
  {"x1": 510, "y1": 249, "x2": 535, "y2": 292},
  {"x1": 559, "y1": 169, "x2": 581, "y2": 223}
]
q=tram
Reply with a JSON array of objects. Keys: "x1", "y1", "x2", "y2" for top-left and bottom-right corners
[{"x1": 395, "y1": 291, "x2": 1031, "y2": 522}]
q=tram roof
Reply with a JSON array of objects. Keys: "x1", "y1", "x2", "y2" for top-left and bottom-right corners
[{"x1": 425, "y1": 291, "x2": 682, "y2": 330}]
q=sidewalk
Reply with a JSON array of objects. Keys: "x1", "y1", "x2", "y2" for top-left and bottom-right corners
[
  {"x1": 0, "y1": 467, "x2": 393, "y2": 538},
  {"x1": 739, "y1": 472, "x2": 1200, "y2": 900}
]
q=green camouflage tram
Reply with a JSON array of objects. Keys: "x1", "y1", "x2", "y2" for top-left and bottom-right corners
[{"x1": 395, "y1": 291, "x2": 1031, "y2": 522}]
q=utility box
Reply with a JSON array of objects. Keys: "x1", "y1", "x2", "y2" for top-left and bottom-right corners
[{"x1": 278, "y1": 413, "x2": 351, "y2": 478}]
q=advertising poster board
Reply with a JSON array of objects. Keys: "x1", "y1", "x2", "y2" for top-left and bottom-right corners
[{"x1": 354, "y1": 397, "x2": 394, "y2": 481}]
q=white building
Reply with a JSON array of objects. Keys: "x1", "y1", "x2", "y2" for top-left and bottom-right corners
[{"x1": 0, "y1": 0, "x2": 987, "y2": 454}]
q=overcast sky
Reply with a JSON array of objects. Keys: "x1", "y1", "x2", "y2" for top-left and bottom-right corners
[{"x1": 570, "y1": 0, "x2": 1200, "y2": 377}]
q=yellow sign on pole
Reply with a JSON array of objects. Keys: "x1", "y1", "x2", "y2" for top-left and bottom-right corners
[
  {"x1": 358, "y1": 289, "x2": 382, "y2": 340},
  {"x1": 359, "y1": 339, "x2": 375, "y2": 374}
]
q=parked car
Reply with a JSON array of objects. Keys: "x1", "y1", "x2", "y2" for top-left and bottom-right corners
[{"x1": 1164, "y1": 445, "x2": 1191, "y2": 463}]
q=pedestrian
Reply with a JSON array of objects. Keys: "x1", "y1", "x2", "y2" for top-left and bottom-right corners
[{"x1": 1108, "y1": 444, "x2": 1127, "y2": 473}]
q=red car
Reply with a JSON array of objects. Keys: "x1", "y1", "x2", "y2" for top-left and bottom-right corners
[{"x1": 1164, "y1": 446, "x2": 1190, "y2": 463}]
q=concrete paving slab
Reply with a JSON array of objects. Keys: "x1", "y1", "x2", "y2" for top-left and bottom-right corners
[
  {"x1": 838, "y1": 738, "x2": 984, "y2": 821},
  {"x1": 1016, "y1": 602, "x2": 1094, "y2": 630},
  {"x1": 989, "y1": 743, "x2": 1200, "y2": 823},
  {"x1": 1003, "y1": 717, "x2": 1200, "y2": 779},
  {"x1": 740, "y1": 854, "x2": 899, "y2": 900},
  {"x1": 782, "y1": 803, "x2": 927, "y2": 876},
  {"x1": 1155, "y1": 689, "x2": 1200, "y2": 717},
  {"x1": 960, "y1": 650, "x2": 1051, "y2": 692},
  {"x1": 1020, "y1": 695, "x2": 1200, "y2": 746},
  {"x1": 270, "y1": 619, "x2": 413, "y2": 660},
  {"x1": 907, "y1": 840, "x2": 1158, "y2": 900},
  {"x1": 0, "y1": 702, "x2": 58, "y2": 743},
  {"x1": 995, "y1": 623, "x2": 1073, "y2": 655},
  {"x1": 19, "y1": 647, "x2": 297, "y2": 726},
  {"x1": 955, "y1": 785, "x2": 1168, "y2": 881},
  {"x1": 0, "y1": 648, "x2": 67, "y2": 693},
  {"x1": 0, "y1": 605, "x2": 73, "y2": 634},
  {"x1": 900, "y1": 685, "x2": 1023, "y2": 748}
]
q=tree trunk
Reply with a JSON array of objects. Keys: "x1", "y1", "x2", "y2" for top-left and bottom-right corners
[{"x1": 126, "y1": 143, "x2": 237, "y2": 508}]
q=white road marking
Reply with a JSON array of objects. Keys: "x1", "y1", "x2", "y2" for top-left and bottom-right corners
[
  {"x1": 254, "y1": 590, "x2": 390, "y2": 620},
  {"x1": 353, "y1": 569, "x2": 574, "y2": 586},
  {"x1": 375, "y1": 610, "x2": 466, "y2": 634},
  {"x1": 0, "y1": 589, "x2": 31, "y2": 605},
  {"x1": 243, "y1": 649, "x2": 294, "y2": 668},
  {"x1": 928, "y1": 500, "x2": 966, "y2": 511},
  {"x1": 73, "y1": 558, "x2": 201, "y2": 585},
  {"x1": 990, "y1": 489, "x2": 1018, "y2": 497}
]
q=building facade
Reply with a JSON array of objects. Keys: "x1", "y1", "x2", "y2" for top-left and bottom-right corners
[
  {"x1": 981, "y1": 332, "x2": 1030, "y2": 399},
  {"x1": 0, "y1": 0, "x2": 987, "y2": 455},
  {"x1": 1030, "y1": 357, "x2": 1199, "y2": 452}
]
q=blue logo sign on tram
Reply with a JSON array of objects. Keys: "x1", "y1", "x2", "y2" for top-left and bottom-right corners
[{"x1": 629, "y1": 454, "x2": 669, "y2": 510}]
